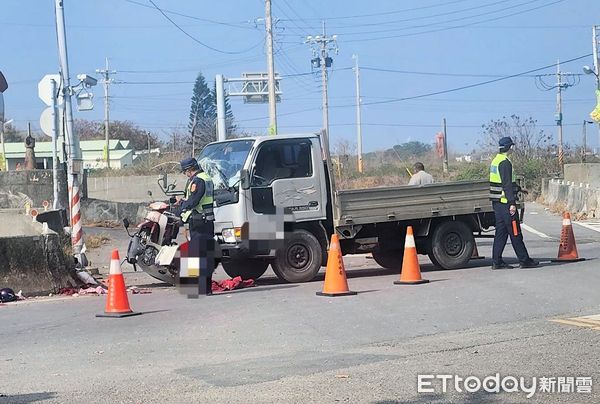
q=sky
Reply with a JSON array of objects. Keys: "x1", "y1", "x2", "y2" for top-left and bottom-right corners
[{"x1": 1, "y1": 0, "x2": 599, "y2": 153}]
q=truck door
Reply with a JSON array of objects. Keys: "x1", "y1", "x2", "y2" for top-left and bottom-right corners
[{"x1": 249, "y1": 139, "x2": 325, "y2": 221}]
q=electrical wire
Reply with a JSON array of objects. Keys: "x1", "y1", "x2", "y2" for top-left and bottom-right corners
[
  {"x1": 124, "y1": 0, "x2": 257, "y2": 30},
  {"x1": 343, "y1": 0, "x2": 565, "y2": 42},
  {"x1": 147, "y1": 0, "x2": 263, "y2": 54}
]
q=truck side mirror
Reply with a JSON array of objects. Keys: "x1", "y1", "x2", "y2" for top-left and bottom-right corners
[{"x1": 240, "y1": 169, "x2": 250, "y2": 190}]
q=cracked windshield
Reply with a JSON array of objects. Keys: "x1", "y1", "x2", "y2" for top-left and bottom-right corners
[{"x1": 198, "y1": 139, "x2": 254, "y2": 203}]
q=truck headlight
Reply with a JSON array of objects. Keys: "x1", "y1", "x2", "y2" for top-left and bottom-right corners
[{"x1": 222, "y1": 227, "x2": 241, "y2": 243}]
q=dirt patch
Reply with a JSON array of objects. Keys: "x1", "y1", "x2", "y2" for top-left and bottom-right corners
[{"x1": 86, "y1": 233, "x2": 112, "y2": 249}]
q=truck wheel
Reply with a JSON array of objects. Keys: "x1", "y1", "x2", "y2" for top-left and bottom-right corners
[
  {"x1": 272, "y1": 229, "x2": 323, "y2": 283},
  {"x1": 428, "y1": 221, "x2": 474, "y2": 269},
  {"x1": 222, "y1": 260, "x2": 269, "y2": 280},
  {"x1": 371, "y1": 250, "x2": 404, "y2": 270}
]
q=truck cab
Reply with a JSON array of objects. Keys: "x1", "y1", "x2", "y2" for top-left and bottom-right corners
[{"x1": 197, "y1": 134, "x2": 332, "y2": 282}]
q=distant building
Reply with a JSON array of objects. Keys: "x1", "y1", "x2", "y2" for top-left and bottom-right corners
[{"x1": 2, "y1": 139, "x2": 134, "y2": 170}]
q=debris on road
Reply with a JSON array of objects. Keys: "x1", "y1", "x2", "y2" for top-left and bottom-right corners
[{"x1": 212, "y1": 276, "x2": 255, "y2": 292}]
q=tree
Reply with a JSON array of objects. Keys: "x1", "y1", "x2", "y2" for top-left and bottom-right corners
[
  {"x1": 392, "y1": 141, "x2": 432, "y2": 160},
  {"x1": 479, "y1": 115, "x2": 553, "y2": 160},
  {"x1": 1, "y1": 123, "x2": 22, "y2": 142},
  {"x1": 479, "y1": 115, "x2": 558, "y2": 197},
  {"x1": 188, "y1": 72, "x2": 236, "y2": 155},
  {"x1": 188, "y1": 73, "x2": 216, "y2": 154}
]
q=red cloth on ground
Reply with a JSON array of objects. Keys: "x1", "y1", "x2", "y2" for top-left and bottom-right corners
[{"x1": 211, "y1": 276, "x2": 255, "y2": 292}]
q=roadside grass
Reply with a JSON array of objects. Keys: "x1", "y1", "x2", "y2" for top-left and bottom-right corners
[{"x1": 86, "y1": 233, "x2": 112, "y2": 249}]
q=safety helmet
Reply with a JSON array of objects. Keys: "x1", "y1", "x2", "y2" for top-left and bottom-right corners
[{"x1": 0, "y1": 287, "x2": 17, "y2": 303}]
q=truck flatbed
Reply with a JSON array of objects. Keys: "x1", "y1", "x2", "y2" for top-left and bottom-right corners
[{"x1": 336, "y1": 180, "x2": 492, "y2": 227}]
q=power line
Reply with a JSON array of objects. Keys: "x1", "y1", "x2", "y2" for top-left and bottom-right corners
[
  {"x1": 123, "y1": 0, "x2": 258, "y2": 30},
  {"x1": 278, "y1": 0, "x2": 473, "y2": 22},
  {"x1": 343, "y1": 0, "x2": 565, "y2": 42},
  {"x1": 361, "y1": 66, "x2": 582, "y2": 78},
  {"x1": 353, "y1": 53, "x2": 592, "y2": 107},
  {"x1": 147, "y1": 0, "x2": 263, "y2": 54}
]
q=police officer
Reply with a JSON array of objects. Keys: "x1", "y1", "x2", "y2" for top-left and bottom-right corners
[
  {"x1": 489, "y1": 137, "x2": 538, "y2": 269},
  {"x1": 179, "y1": 157, "x2": 215, "y2": 295}
]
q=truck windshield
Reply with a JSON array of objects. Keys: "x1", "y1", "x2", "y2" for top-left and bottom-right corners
[{"x1": 197, "y1": 139, "x2": 254, "y2": 206}]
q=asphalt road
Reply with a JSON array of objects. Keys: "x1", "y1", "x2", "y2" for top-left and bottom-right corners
[{"x1": 2, "y1": 203, "x2": 599, "y2": 403}]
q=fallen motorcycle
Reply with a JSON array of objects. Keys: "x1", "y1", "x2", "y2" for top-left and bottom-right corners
[{"x1": 123, "y1": 175, "x2": 185, "y2": 285}]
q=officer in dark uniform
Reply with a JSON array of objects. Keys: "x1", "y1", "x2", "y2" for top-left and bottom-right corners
[
  {"x1": 489, "y1": 137, "x2": 539, "y2": 269},
  {"x1": 179, "y1": 157, "x2": 215, "y2": 295}
]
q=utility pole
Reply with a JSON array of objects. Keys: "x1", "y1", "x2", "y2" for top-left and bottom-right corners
[
  {"x1": 306, "y1": 22, "x2": 338, "y2": 156},
  {"x1": 442, "y1": 118, "x2": 449, "y2": 174},
  {"x1": 54, "y1": 0, "x2": 84, "y2": 255},
  {"x1": 353, "y1": 54, "x2": 363, "y2": 173},
  {"x1": 536, "y1": 60, "x2": 578, "y2": 175},
  {"x1": 96, "y1": 57, "x2": 116, "y2": 169},
  {"x1": 215, "y1": 74, "x2": 226, "y2": 141},
  {"x1": 556, "y1": 61, "x2": 565, "y2": 171},
  {"x1": 265, "y1": 0, "x2": 277, "y2": 135}
]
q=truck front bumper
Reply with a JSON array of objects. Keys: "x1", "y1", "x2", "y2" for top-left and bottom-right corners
[{"x1": 218, "y1": 241, "x2": 276, "y2": 261}]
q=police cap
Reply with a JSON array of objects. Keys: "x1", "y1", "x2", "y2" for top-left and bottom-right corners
[
  {"x1": 498, "y1": 136, "x2": 515, "y2": 148},
  {"x1": 180, "y1": 157, "x2": 199, "y2": 172}
]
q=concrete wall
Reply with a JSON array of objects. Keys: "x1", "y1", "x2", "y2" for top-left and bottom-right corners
[
  {"x1": 542, "y1": 178, "x2": 600, "y2": 218},
  {"x1": 86, "y1": 174, "x2": 186, "y2": 203},
  {"x1": 0, "y1": 169, "x2": 68, "y2": 209},
  {"x1": 0, "y1": 233, "x2": 79, "y2": 296},
  {"x1": 564, "y1": 163, "x2": 600, "y2": 189},
  {"x1": 81, "y1": 198, "x2": 147, "y2": 225}
]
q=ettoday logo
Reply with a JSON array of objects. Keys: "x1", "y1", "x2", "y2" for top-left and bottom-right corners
[{"x1": 418, "y1": 374, "x2": 593, "y2": 398}]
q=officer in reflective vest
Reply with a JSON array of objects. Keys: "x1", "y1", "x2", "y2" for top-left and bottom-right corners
[
  {"x1": 489, "y1": 137, "x2": 538, "y2": 270},
  {"x1": 179, "y1": 157, "x2": 215, "y2": 295}
]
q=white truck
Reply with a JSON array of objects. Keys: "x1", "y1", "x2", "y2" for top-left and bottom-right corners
[{"x1": 189, "y1": 133, "x2": 501, "y2": 283}]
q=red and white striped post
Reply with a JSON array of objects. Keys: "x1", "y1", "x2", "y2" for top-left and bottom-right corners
[{"x1": 69, "y1": 179, "x2": 83, "y2": 252}]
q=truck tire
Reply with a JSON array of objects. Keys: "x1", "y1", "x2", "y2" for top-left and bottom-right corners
[
  {"x1": 371, "y1": 250, "x2": 404, "y2": 270},
  {"x1": 272, "y1": 229, "x2": 323, "y2": 283},
  {"x1": 222, "y1": 260, "x2": 269, "y2": 280},
  {"x1": 428, "y1": 221, "x2": 474, "y2": 269}
]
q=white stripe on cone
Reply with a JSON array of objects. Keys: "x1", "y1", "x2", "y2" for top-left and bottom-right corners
[
  {"x1": 109, "y1": 258, "x2": 122, "y2": 275},
  {"x1": 404, "y1": 233, "x2": 416, "y2": 248}
]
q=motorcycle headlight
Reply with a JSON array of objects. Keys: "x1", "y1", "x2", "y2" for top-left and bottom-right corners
[{"x1": 222, "y1": 227, "x2": 242, "y2": 243}]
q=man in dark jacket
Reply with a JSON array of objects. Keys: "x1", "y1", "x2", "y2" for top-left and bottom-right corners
[{"x1": 489, "y1": 137, "x2": 538, "y2": 269}]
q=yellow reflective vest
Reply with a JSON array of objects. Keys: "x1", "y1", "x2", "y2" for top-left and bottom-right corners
[
  {"x1": 181, "y1": 171, "x2": 214, "y2": 222},
  {"x1": 489, "y1": 153, "x2": 515, "y2": 204}
]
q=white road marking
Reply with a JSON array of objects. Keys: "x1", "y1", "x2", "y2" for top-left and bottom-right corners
[
  {"x1": 521, "y1": 224, "x2": 553, "y2": 239},
  {"x1": 573, "y1": 221, "x2": 600, "y2": 233}
]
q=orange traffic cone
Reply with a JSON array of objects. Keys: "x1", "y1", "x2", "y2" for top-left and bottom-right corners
[
  {"x1": 551, "y1": 212, "x2": 585, "y2": 262},
  {"x1": 316, "y1": 234, "x2": 357, "y2": 297},
  {"x1": 471, "y1": 242, "x2": 484, "y2": 260},
  {"x1": 394, "y1": 226, "x2": 429, "y2": 285},
  {"x1": 96, "y1": 250, "x2": 142, "y2": 318}
]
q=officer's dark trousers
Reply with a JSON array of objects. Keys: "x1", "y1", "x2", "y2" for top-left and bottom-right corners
[
  {"x1": 189, "y1": 214, "x2": 215, "y2": 295},
  {"x1": 492, "y1": 201, "x2": 530, "y2": 265}
]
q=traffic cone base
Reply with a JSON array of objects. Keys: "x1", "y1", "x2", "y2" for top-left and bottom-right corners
[
  {"x1": 97, "y1": 249, "x2": 141, "y2": 318},
  {"x1": 470, "y1": 242, "x2": 485, "y2": 260},
  {"x1": 551, "y1": 257, "x2": 585, "y2": 262},
  {"x1": 96, "y1": 311, "x2": 142, "y2": 318},
  {"x1": 394, "y1": 226, "x2": 429, "y2": 286},
  {"x1": 316, "y1": 290, "x2": 358, "y2": 297},
  {"x1": 394, "y1": 279, "x2": 430, "y2": 285},
  {"x1": 317, "y1": 234, "x2": 357, "y2": 297}
]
